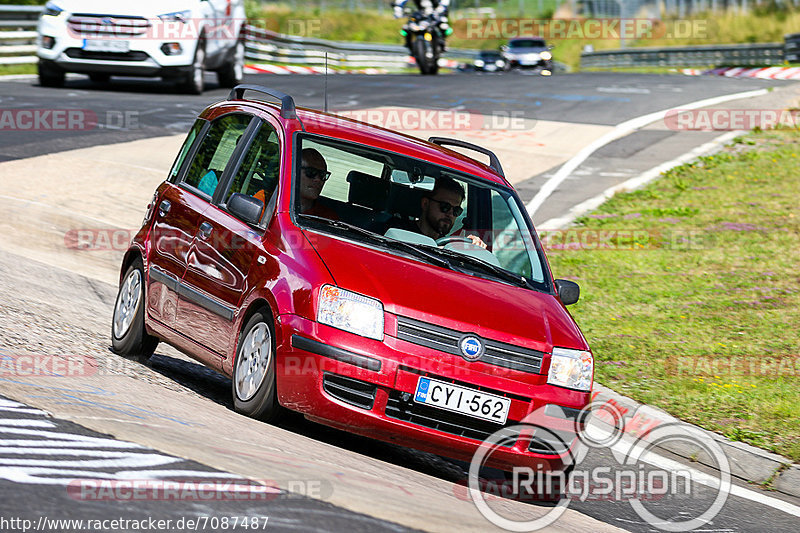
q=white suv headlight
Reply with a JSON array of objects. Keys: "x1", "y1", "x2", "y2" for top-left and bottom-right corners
[
  {"x1": 317, "y1": 285, "x2": 384, "y2": 341},
  {"x1": 547, "y1": 347, "x2": 593, "y2": 391},
  {"x1": 43, "y1": 2, "x2": 63, "y2": 17},
  {"x1": 158, "y1": 10, "x2": 191, "y2": 23}
]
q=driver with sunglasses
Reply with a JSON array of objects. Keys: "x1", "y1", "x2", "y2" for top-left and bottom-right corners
[
  {"x1": 298, "y1": 148, "x2": 338, "y2": 220},
  {"x1": 398, "y1": 176, "x2": 486, "y2": 248}
]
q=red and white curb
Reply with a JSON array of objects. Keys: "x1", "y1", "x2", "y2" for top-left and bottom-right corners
[
  {"x1": 682, "y1": 66, "x2": 800, "y2": 80},
  {"x1": 244, "y1": 64, "x2": 390, "y2": 75}
]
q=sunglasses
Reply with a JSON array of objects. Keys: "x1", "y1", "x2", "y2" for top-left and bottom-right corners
[
  {"x1": 302, "y1": 166, "x2": 331, "y2": 182},
  {"x1": 428, "y1": 198, "x2": 464, "y2": 217}
]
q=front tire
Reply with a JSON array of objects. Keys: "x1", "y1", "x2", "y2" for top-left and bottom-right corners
[
  {"x1": 179, "y1": 42, "x2": 205, "y2": 94},
  {"x1": 111, "y1": 259, "x2": 158, "y2": 361},
  {"x1": 232, "y1": 310, "x2": 282, "y2": 422},
  {"x1": 38, "y1": 61, "x2": 65, "y2": 88}
]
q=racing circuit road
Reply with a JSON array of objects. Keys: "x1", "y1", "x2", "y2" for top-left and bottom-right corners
[{"x1": 1, "y1": 71, "x2": 799, "y2": 532}]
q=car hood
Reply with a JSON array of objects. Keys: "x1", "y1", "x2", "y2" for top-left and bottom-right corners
[
  {"x1": 52, "y1": 0, "x2": 202, "y2": 17},
  {"x1": 308, "y1": 231, "x2": 588, "y2": 353}
]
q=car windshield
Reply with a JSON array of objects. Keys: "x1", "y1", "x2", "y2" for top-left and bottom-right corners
[
  {"x1": 480, "y1": 51, "x2": 501, "y2": 58},
  {"x1": 293, "y1": 135, "x2": 550, "y2": 291},
  {"x1": 510, "y1": 39, "x2": 546, "y2": 48}
]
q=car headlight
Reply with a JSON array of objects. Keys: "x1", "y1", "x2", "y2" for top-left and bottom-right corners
[
  {"x1": 474, "y1": 59, "x2": 484, "y2": 67},
  {"x1": 317, "y1": 285, "x2": 384, "y2": 341},
  {"x1": 541, "y1": 51, "x2": 552, "y2": 61},
  {"x1": 495, "y1": 59, "x2": 504, "y2": 67},
  {"x1": 43, "y1": 2, "x2": 63, "y2": 17},
  {"x1": 547, "y1": 347, "x2": 593, "y2": 391},
  {"x1": 158, "y1": 10, "x2": 191, "y2": 23}
]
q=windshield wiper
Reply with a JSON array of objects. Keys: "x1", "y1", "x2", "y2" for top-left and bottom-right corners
[
  {"x1": 297, "y1": 215, "x2": 452, "y2": 269},
  {"x1": 420, "y1": 244, "x2": 532, "y2": 289}
]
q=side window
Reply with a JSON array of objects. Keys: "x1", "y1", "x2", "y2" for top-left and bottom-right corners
[
  {"x1": 224, "y1": 122, "x2": 281, "y2": 209},
  {"x1": 169, "y1": 119, "x2": 205, "y2": 181},
  {"x1": 183, "y1": 114, "x2": 251, "y2": 198}
]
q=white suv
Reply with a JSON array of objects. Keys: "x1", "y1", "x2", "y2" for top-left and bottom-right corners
[{"x1": 36, "y1": 0, "x2": 246, "y2": 93}]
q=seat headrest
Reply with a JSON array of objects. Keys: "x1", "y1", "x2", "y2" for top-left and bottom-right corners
[{"x1": 347, "y1": 171, "x2": 389, "y2": 210}]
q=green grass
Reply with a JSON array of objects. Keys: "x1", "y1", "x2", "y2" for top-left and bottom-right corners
[
  {"x1": 545, "y1": 129, "x2": 800, "y2": 461},
  {"x1": 0, "y1": 64, "x2": 36, "y2": 76}
]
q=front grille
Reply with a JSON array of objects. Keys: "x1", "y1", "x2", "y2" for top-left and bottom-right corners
[
  {"x1": 68, "y1": 15, "x2": 151, "y2": 37},
  {"x1": 64, "y1": 48, "x2": 149, "y2": 62},
  {"x1": 385, "y1": 390, "x2": 519, "y2": 444},
  {"x1": 396, "y1": 316, "x2": 544, "y2": 374},
  {"x1": 322, "y1": 373, "x2": 377, "y2": 410}
]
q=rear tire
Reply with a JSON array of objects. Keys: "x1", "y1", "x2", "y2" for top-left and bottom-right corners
[
  {"x1": 232, "y1": 310, "x2": 283, "y2": 423},
  {"x1": 217, "y1": 39, "x2": 244, "y2": 88},
  {"x1": 38, "y1": 61, "x2": 65, "y2": 88},
  {"x1": 111, "y1": 258, "x2": 158, "y2": 362}
]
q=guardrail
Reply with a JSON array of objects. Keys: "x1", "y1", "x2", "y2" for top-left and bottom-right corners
[
  {"x1": 581, "y1": 42, "x2": 787, "y2": 69},
  {"x1": 0, "y1": 5, "x2": 477, "y2": 69},
  {"x1": 0, "y1": 5, "x2": 40, "y2": 65},
  {"x1": 786, "y1": 33, "x2": 800, "y2": 64}
]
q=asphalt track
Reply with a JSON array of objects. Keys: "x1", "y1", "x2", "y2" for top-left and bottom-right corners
[{"x1": 1, "y1": 71, "x2": 799, "y2": 532}]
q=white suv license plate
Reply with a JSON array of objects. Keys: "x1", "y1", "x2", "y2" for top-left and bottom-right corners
[
  {"x1": 83, "y1": 39, "x2": 130, "y2": 53},
  {"x1": 414, "y1": 377, "x2": 511, "y2": 424}
]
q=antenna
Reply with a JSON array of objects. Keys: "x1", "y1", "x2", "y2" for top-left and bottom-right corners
[{"x1": 324, "y1": 52, "x2": 329, "y2": 113}]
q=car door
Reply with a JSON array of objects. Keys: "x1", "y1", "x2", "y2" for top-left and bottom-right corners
[
  {"x1": 146, "y1": 119, "x2": 208, "y2": 328},
  {"x1": 174, "y1": 114, "x2": 278, "y2": 357},
  {"x1": 201, "y1": 0, "x2": 234, "y2": 62}
]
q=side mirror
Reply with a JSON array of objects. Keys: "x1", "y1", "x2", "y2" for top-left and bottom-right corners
[
  {"x1": 555, "y1": 279, "x2": 580, "y2": 306},
  {"x1": 228, "y1": 193, "x2": 263, "y2": 226},
  {"x1": 500, "y1": 45, "x2": 508, "y2": 52}
]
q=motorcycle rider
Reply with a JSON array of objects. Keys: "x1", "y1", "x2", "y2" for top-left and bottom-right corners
[{"x1": 392, "y1": 0, "x2": 450, "y2": 51}]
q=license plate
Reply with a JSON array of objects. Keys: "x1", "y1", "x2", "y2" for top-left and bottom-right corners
[
  {"x1": 414, "y1": 377, "x2": 511, "y2": 424},
  {"x1": 83, "y1": 39, "x2": 130, "y2": 53}
]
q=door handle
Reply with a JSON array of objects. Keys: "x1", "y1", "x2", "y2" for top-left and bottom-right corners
[
  {"x1": 158, "y1": 200, "x2": 171, "y2": 217},
  {"x1": 198, "y1": 222, "x2": 213, "y2": 240}
]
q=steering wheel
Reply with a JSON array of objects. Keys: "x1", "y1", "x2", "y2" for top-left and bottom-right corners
[{"x1": 435, "y1": 236, "x2": 474, "y2": 247}]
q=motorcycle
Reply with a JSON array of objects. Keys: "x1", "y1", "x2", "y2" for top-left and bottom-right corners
[{"x1": 401, "y1": 10, "x2": 446, "y2": 75}]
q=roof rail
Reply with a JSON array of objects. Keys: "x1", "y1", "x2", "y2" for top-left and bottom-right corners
[
  {"x1": 427, "y1": 137, "x2": 505, "y2": 178},
  {"x1": 228, "y1": 84, "x2": 297, "y2": 120}
]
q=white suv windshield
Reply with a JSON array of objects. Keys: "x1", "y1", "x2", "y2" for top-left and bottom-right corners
[{"x1": 293, "y1": 136, "x2": 550, "y2": 291}]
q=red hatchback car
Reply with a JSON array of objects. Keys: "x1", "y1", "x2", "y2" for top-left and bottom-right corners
[{"x1": 112, "y1": 85, "x2": 593, "y2": 475}]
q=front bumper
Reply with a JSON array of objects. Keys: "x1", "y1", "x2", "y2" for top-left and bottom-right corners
[
  {"x1": 275, "y1": 314, "x2": 589, "y2": 472},
  {"x1": 37, "y1": 15, "x2": 197, "y2": 77}
]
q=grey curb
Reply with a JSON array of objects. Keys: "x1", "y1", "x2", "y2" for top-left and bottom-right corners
[{"x1": 592, "y1": 383, "x2": 799, "y2": 498}]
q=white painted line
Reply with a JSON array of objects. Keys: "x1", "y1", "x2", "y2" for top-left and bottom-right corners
[
  {"x1": 0, "y1": 453, "x2": 180, "y2": 468},
  {"x1": 0, "y1": 407, "x2": 49, "y2": 415},
  {"x1": 0, "y1": 419, "x2": 54, "y2": 428},
  {"x1": 539, "y1": 130, "x2": 743, "y2": 229},
  {"x1": 525, "y1": 88, "x2": 768, "y2": 217},
  {"x1": 0, "y1": 439, "x2": 141, "y2": 448},
  {"x1": 611, "y1": 437, "x2": 800, "y2": 519}
]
